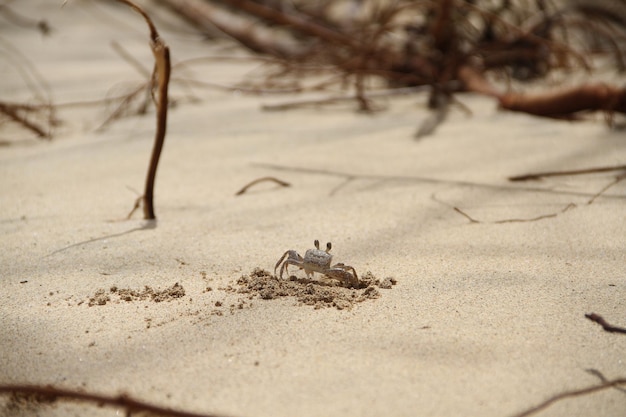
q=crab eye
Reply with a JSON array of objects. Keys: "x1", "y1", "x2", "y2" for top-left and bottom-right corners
[
  {"x1": 314, "y1": 240, "x2": 320, "y2": 249},
  {"x1": 326, "y1": 242, "x2": 332, "y2": 252}
]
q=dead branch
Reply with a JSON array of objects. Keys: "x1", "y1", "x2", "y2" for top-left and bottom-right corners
[
  {"x1": 447, "y1": 201, "x2": 573, "y2": 224},
  {"x1": 510, "y1": 378, "x2": 626, "y2": 417},
  {"x1": 217, "y1": 0, "x2": 356, "y2": 48},
  {"x1": 509, "y1": 164, "x2": 626, "y2": 182},
  {"x1": 97, "y1": 82, "x2": 151, "y2": 132},
  {"x1": 154, "y1": 0, "x2": 302, "y2": 57},
  {"x1": 586, "y1": 369, "x2": 626, "y2": 393},
  {"x1": 586, "y1": 172, "x2": 626, "y2": 204},
  {"x1": 113, "y1": 0, "x2": 171, "y2": 221},
  {"x1": 143, "y1": 37, "x2": 170, "y2": 220},
  {"x1": 458, "y1": 64, "x2": 626, "y2": 119},
  {"x1": 585, "y1": 313, "x2": 626, "y2": 334},
  {"x1": 235, "y1": 176, "x2": 291, "y2": 195},
  {"x1": 157, "y1": 0, "x2": 436, "y2": 84},
  {"x1": 161, "y1": 0, "x2": 626, "y2": 126},
  {"x1": 508, "y1": 164, "x2": 626, "y2": 204},
  {"x1": 494, "y1": 212, "x2": 559, "y2": 223},
  {"x1": 0, "y1": 101, "x2": 50, "y2": 138},
  {"x1": 0, "y1": 32, "x2": 57, "y2": 139},
  {"x1": 261, "y1": 86, "x2": 429, "y2": 111},
  {"x1": 453, "y1": 206, "x2": 480, "y2": 224},
  {"x1": 0, "y1": 384, "x2": 226, "y2": 417},
  {"x1": 258, "y1": 163, "x2": 626, "y2": 205},
  {"x1": 499, "y1": 83, "x2": 626, "y2": 118}
]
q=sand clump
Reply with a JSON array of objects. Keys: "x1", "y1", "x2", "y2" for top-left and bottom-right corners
[
  {"x1": 87, "y1": 283, "x2": 185, "y2": 306},
  {"x1": 234, "y1": 268, "x2": 396, "y2": 310},
  {"x1": 81, "y1": 270, "x2": 394, "y2": 312}
]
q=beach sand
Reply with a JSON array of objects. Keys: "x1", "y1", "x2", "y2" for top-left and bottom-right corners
[{"x1": 1, "y1": 1, "x2": 625, "y2": 416}]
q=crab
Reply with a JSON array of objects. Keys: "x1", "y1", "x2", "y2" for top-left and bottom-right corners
[{"x1": 274, "y1": 240, "x2": 360, "y2": 288}]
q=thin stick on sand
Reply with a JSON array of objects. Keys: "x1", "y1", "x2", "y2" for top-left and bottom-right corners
[
  {"x1": 585, "y1": 313, "x2": 626, "y2": 334},
  {"x1": 115, "y1": 0, "x2": 171, "y2": 220},
  {"x1": 0, "y1": 384, "x2": 225, "y2": 417},
  {"x1": 510, "y1": 378, "x2": 626, "y2": 417},
  {"x1": 235, "y1": 176, "x2": 291, "y2": 195}
]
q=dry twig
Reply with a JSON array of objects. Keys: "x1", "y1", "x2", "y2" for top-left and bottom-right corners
[
  {"x1": 585, "y1": 313, "x2": 626, "y2": 334},
  {"x1": 0, "y1": 32, "x2": 57, "y2": 139},
  {"x1": 509, "y1": 164, "x2": 626, "y2": 182},
  {"x1": 509, "y1": 164, "x2": 626, "y2": 205},
  {"x1": 0, "y1": 384, "x2": 225, "y2": 417},
  {"x1": 452, "y1": 203, "x2": 570, "y2": 224},
  {"x1": 113, "y1": 0, "x2": 171, "y2": 220},
  {"x1": 510, "y1": 378, "x2": 626, "y2": 417},
  {"x1": 235, "y1": 176, "x2": 291, "y2": 195},
  {"x1": 0, "y1": 102, "x2": 51, "y2": 138}
]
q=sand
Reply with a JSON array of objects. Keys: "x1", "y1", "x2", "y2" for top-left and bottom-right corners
[{"x1": 1, "y1": 1, "x2": 625, "y2": 417}]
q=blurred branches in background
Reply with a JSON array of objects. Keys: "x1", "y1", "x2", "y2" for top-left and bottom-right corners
[
  {"x1": 157, "y1": 0, "x2": 626, "y2": 135},
  {"x1": 3, "y1": 0, "x2": 626, "y2": 141}
]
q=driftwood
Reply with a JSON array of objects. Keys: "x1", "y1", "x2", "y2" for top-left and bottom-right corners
[{"x1": 499, "y1": 83, "x2": 626, "y2": 118}]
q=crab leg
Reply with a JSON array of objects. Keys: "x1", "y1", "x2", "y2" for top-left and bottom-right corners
[
  {"x1": 332, "y1": 263, "x2": 358, "y2": 280},
  {"x1": 274, "y1": 251, "x2": 291, "y2": 276},
  {"x1": 274, "y1": 250, "x2": 303, "y2": 278},
  {"x1": 330, "y1": 263, "x2": 359, "y2": 287}
]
